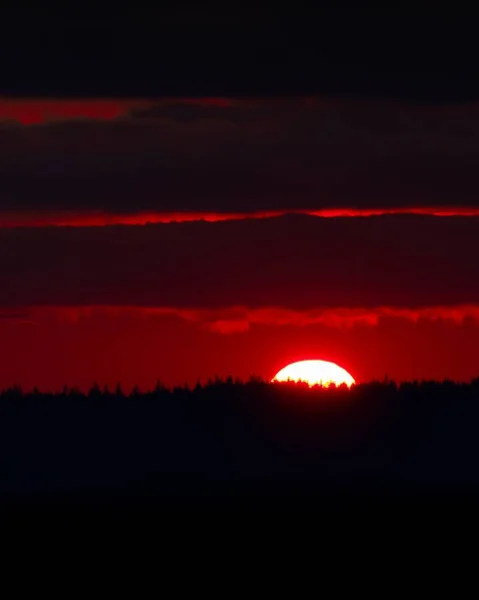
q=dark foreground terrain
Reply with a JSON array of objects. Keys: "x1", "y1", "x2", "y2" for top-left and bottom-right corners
[{"x1": 2, "y1": 379, "x2": 479, "y2": 539}]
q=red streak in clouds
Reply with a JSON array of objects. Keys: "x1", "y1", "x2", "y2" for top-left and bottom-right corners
[
  {"x1": 0, "y1": 210, "x2": 281, "y2": 227},
  {"x1": 0, "y1": 97, "x2": 236, "y2": 125},
  {"x1": 1, "y1": 207, "x2": 479, "y2": 228},
  {"x1": 0, "y1": 99, "x2": 147, "y2": 124},
  {"x1": 4, "y1": 304, "x2": 479, "y2": 331}
]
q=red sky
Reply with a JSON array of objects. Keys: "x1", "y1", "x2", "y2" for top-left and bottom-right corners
[
  {"x1": 1, "y1": 97, "x2": 479, "y2": 390},
  {"x1": 1, "y1": 304, "x2": 478, "y2": 391}
]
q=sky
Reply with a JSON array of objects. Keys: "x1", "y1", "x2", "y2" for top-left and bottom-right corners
[{"x1": 1, "y1": 5, "x2": 479, "y2": 390}]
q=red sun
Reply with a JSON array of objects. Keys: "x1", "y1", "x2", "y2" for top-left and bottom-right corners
[{"x1": 272, "y1": 360, "x2": 355, "y2": 388}]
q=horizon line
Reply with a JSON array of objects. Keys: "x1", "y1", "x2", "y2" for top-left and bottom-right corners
[{"x1": 3, "y1": 377, "x2": 479, "y2": 395}]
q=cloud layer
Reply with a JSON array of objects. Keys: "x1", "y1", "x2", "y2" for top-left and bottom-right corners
[
  {"x1": 1, "y1": 214, "x2": 479, "y2": 309},
  {"x1": 4, "y1": 304, "x2": 479, "y2": 334},
  {"x1": 1, "y1": 98, "x2": 479, "y2": 215},
  {"x1": 2, "y1": 207, "x2": 479, "y2": 228}
]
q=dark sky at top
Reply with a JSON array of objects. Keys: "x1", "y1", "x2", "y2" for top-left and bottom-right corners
[{"x1": 1, "y1": 4, "x2": 477, "y2": 102}]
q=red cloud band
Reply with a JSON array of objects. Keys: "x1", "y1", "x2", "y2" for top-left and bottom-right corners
[
  {"x1": 3, "y1": 305, "x2": 479, "y2": 332},
  {"x1": 1, "y1": 207, "x2": 479, "y2": 228},
  {"x1": 0, "y1": 99, "x2": 148, "y2": 124},
  {"x1": 0, "y1": 97, "x2": 236, "y2": 125}
]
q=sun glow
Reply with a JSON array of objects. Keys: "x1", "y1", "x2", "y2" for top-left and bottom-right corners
[{"x1": 272, "y1": 360, "x2": 355, "y2": 388}]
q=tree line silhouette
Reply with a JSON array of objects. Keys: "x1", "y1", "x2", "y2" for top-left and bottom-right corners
[{"x1": 1, "y1": 377, "x2": 479, "y2": 503}]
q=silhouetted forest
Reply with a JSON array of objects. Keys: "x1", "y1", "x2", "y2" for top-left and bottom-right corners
[{"x1": 2, "y1": 377, "x2": 479, "y2": 507}]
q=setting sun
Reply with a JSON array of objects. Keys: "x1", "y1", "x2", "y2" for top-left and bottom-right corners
[{"x1": 272, "y1": 360, "x2": 355, "y2": 388}]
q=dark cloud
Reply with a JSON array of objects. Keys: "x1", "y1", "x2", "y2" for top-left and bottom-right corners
[
  {"x1": 1, "y1": 215, "x2": 479, "y2": 309},
  {"x1": 128, "y1": 100, "x2": 246, "y2": 123},
  {"x1": 1, "y1": 99, "x2": 479, "y2": 214}
]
